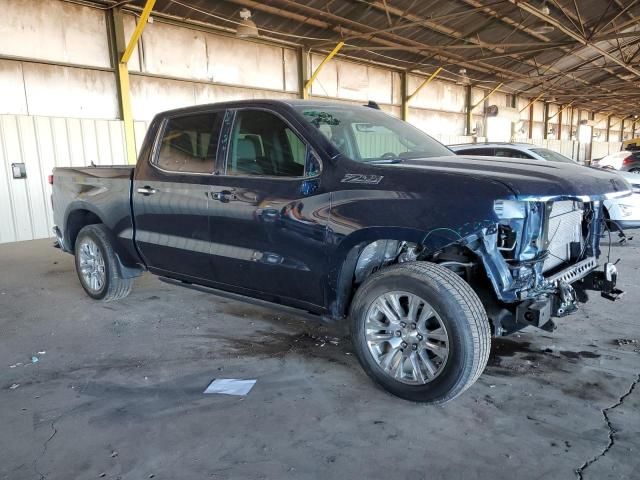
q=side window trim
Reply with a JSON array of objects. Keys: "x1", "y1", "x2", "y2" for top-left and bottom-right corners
[
  {"x1": 222, "y1": 107, "x2": 322, "y2": 180},
  {"x1": 150, "y1": 109, "x2": 225, "y2": 176}
]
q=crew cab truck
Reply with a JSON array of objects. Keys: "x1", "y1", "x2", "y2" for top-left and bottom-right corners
[{"x1": 52, "y1": 100, "x2": 630, "y2": 403}]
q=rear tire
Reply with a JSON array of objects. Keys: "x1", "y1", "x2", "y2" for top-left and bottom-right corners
[
  {"x1": 349, "y1": 262, "x2": 490, "y2": 404},
  {"x1": 74, "y1": 224, "x2": 133, "y2": 301}
]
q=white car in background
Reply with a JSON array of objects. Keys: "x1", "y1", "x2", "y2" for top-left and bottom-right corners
[{"x1": 449, "y1": 142, "x2": 640, "y2": 232}]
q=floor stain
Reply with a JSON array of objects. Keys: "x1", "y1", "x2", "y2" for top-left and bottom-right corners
[{"x1": 487, "y1": 337, "x2": 600, "y2": 378}]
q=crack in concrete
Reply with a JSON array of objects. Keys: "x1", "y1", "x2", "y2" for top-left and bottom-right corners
[
  {"x1": 32, "y1": 420, "x2": 58, "y2": 480},
  {"x1": 575, "y1": 373, "x2": 640, "y2": 479}
]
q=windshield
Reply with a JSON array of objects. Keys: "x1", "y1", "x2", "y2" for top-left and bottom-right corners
[
  {"x1": 530, "y1": 148, "x2": 575, "y2": 164},
  {"x1": 294, "y1": 105, "x2": 453, "y2": 162}
]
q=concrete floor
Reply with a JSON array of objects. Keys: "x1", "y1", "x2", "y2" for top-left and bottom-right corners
[{"x1": 1, "y1": 239, "x2": 639, "y2": 480}]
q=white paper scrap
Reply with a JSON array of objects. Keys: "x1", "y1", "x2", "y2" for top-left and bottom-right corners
[{"x1": 203, "y1": 378, "x2": 256, "y2": 396}]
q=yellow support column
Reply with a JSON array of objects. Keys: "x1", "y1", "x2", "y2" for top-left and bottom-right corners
[
  {"x1": 403, "y1": 66, "x2": 443, "y2": 121},
  {"x1": 117, "y1": 0, "x2": 156, "y2": 164},
  {"x1": 303, "y1": 42, "x2": 344, "y2": 99},
  {"x1": 117, "y1": 63, "x2": 137, "y2": 165}
]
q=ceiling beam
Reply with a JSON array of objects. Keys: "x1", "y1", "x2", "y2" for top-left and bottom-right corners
[{"x1": 510, "y1": 0, "x2": 640, "y2": 80}]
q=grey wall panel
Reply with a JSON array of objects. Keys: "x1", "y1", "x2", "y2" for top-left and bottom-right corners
[
  {"x1": 409, "y1": 109, "x2": 466, "y2": 138},
  {"x1": 391, "y1": 72, "x2": 402, "y2": 106},
  {"x1": 0, "y1": 114, "x2": 134, "y2": 243},
  {"x1": 310, "y1": 53, "x2": 338, "y2": 98},
  {"x1": 0, "y1": 60, "x2": 28, "y2": 115},
  {"x1": 0, "y1": 0, "x2": 111, "y2": 68},
  {"x1": 337, "y1": 61, "x2": 369, "y2": 102},
  {"x1": 533, "y1": 102, "x2": 544, "y2": 122},
  {"x1": 131, "y1": 75, "x2": 296, "y2": 121},
  {"x1": 0, "y1": 116, "x2": 46, "y2": 242},
  {"x1": 283, "y1": 48, "x2": 299, "y2": 93},
  {"x1": 130, "y1": 75, "x2": 195, "y2": 121},
  {"x1": 108, "y1": 122, "x2": 127, "y2": 164},
  {"x1": 142, "y1": 21, "x2": 209, "y2": 80},
  {"x1": 367, "y1": 66, "x2": 393, "y2": 105},
  {"x1": 206, "y1": 36, "x2": 286, "y2": 90},
  {"x1": 408, "y1": 75, "x2": 466, "y2": 113},
  {"x1": 123, "y1": 14, "x2": 142, "y2": 72},
  {"x1": 0, "y1": 121, "x2": 19, "y2": 243},
  {"x1": 22, "y1": 63, "x2": 119, "y2": 119},
  {"x1": 134, "y1": 121, "x2": 149, "y2": 157}
]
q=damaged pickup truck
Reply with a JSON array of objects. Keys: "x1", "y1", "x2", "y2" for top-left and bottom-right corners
[{"x1": 51, "y1": 100, "x2": 630, "y2": 403}]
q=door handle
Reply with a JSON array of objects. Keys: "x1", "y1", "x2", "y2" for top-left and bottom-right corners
[
  {"x1": 137, "y1": 186, "x2": 157, "y2": 196},
  {"x1": 211, "y1": 190, "x2": 232, "y2": 202}
]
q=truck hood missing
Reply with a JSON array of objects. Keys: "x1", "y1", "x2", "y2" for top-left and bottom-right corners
[{"x1": 390, "y1": 155, "x2": 632, "y2": 202}]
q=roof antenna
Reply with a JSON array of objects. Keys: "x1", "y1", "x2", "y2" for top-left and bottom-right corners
[{"x1": 365, "y1": 100, "x2": 380, "y2": 110}]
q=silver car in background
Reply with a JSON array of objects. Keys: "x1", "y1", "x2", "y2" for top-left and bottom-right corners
[{"x1": 449, "y1": 142, "x2": 640, "y2": 231}]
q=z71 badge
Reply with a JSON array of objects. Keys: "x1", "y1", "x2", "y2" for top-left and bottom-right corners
[{"x1": 341, "y1": 174, "x2": 384, "y2": 184}]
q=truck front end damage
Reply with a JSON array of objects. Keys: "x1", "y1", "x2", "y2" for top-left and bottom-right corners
[{"x1": 466, "y1": 197, "x2": 623, "y2": 335}]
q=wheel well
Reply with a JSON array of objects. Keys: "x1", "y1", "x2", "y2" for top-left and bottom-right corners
[
  {"x1": 66, "y1": 209, "x2": 102, "y2": 250},
  {"x1": 332, "y1": 239, "x2": 481, "y2": 321}
]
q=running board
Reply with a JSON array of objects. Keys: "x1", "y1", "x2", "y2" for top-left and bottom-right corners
[{"x1": 158, "y1": 277, "x2": 332, "y2": 324}]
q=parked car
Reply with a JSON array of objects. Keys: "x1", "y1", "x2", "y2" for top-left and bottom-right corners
[
  {"x1": 592, "y1": 149, "x2": 640, "y2": 173},
  {"x1": 449, "y1": 142, "x2": 640, "y2": 231},
  {"x1": 52, "y1": 100, "x2": 630, "y2": 404}
]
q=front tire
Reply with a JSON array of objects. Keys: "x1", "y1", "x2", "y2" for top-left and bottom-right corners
[
  {"x1": 74, "y1": 224, "x2": 132, "y2": 301},
  {"x1": 349, "y1": 262, "x2": 490, "y2": 404}
]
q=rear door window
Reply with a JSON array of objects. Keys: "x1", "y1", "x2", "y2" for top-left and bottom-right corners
[
  {"x1": 156, "y1": 112, "x2": 225, "y2": 174},
  {"x1": 494, "y1": 148, "x2": 534, "y2": 159},
  {"x1": 456, "y1": 147, "x2": 494, "y2": 156}
]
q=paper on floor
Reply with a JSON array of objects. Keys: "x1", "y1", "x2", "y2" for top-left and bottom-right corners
[{"x1": 203, "y1": 378, "x2": 256, "y2": 396}]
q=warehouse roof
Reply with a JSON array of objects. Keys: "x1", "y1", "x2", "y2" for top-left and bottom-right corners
[{"x1": 85, "y1": 0, "x2": 640, "y2": 116}]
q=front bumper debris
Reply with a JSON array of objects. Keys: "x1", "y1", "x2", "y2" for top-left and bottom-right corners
[
  {"x1": 579, "y1": 262, "x2": 625, "y2": 301},
  {"x1": 510, "y1": 261, "x2": 623, "y2": 333}
]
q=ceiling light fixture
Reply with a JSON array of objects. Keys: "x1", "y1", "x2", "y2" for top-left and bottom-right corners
[
  {"x1": 531, "y1": 2, "x2": 555, "y2": 34},
  {"x1": 236, "y1": 8, "x2": 259, "y2": 38}
]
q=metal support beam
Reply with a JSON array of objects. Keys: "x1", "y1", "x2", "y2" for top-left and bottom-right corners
[
  {"x1": 605, "y1": 114, "x2": 612, "y2": 142},
  {"x1": 117, "y1": 0, "x2": 156, "y2": 164},
  {"x1": 400, "y1": 71, "x2": 409, "y2": 121},
  {"x1": 122, "y1": 0, "x2": 156, "y2": 63},
  {"x1": 509, "y1": 0, "x2": 640, "y2": 81},
  {"x1": 298, "y1": 47, "x2": 309, "y2": 100},
  {"x1": 528, "y1": 102, "x2": 534, "y2": 139},
  {"x1": 465, "y1": 85, "x2": 473, "y2": 136},
  {"x1": 472, "y1": 82, "x2": 504, "y2": 110},
  {"x1": 519, "y1": 92, "x2": 545, "y2": 114},
  {"x1": 548, "y1": 101, "x2": 575, "y2": 121},
  {"x1": 621, "y1": 117, "x2": 625, "y2": 141},
  {"x1": 557, "y1": 105, "x2": 563, "y2": 140},
  {"x1": 303, "y1": 41, "x2": 344, "y2": 99},
  {"x1": 403, "y1": 66, "x2": 442, "y2": 120},
  {"x1": 543, "y1": 102, "x2": 550, "y2": 140}
]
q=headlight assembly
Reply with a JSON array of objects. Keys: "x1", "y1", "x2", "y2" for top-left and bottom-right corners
[{"x1": 494, "y1": 199, "x2": 527, "y2": 219}]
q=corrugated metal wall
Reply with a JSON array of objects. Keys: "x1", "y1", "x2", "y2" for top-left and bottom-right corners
[{"x1": 0, "y1": 114, "x2": 147, "y2": 244}]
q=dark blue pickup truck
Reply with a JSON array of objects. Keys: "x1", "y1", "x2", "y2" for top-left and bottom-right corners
[{"x1": 52, "y1": 99, "x2": 630, "y2": 403}]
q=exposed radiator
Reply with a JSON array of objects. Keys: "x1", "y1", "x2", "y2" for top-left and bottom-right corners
[{"x1": 543, "y1": 201, "x2": 584, "y2": 273}]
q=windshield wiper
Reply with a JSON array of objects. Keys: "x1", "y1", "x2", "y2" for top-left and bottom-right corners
[
  {"x1": 367, "y1": 158, "x2": 404, "y2": 164},
  {"x1": 397, "y1": 151, "x2": 436, "y2": 159}
]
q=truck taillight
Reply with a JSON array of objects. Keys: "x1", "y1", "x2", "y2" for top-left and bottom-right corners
[
  {"x1": 48, "y1": 174, "x2": 54, "y2": 185},
  {"x1": 623, "y1": 155, "x2": 634, "y2": 165}
]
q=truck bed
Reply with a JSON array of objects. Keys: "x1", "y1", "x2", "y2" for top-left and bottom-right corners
[{"x1": 52, "y1": 165, "x2": 138, "y2": 266}]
